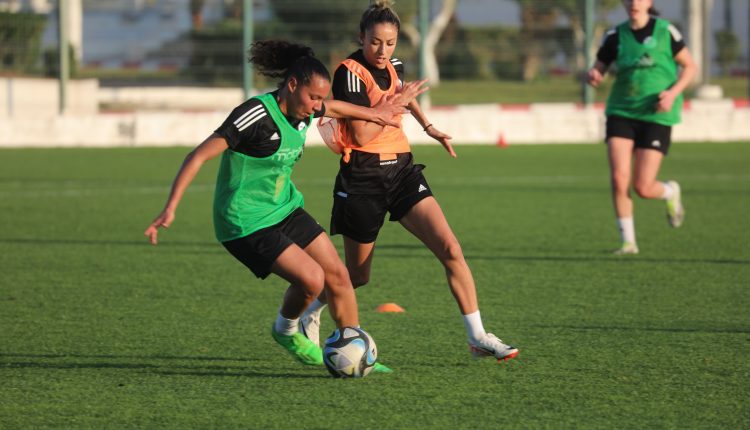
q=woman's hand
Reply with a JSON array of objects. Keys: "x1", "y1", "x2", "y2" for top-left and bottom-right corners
[
  {"x1": 392, "y1": 79, "x2": 429, "y2": 107},
  {"x1": 370, "y1": 96, "x2": 407, "y2": 127},
  {"x1": 144, "y1": 208, "x2": 175, "y2": 245},
  {"x1": 586, "y1": 60, "x2": 607, "y2": 88},
  {"x1": 656, "y1": 89, "x2": 677, "y2": 113},
  {"x1": 426, "y1": 125, "x2": 456, "y2": 158},
  {"x1": 586, "y1": 67, "x2": 604, "y2": 88},
  {"x1": 142, "y1": 134, "x2": 228, "y2": 246}
]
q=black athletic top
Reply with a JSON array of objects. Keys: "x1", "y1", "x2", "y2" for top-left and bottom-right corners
[
  {"x1": 332, "y1": 50, "x2": 405, "y2": 107},
  {"x1": 596, "y1": 17, "x2": 686, "y2": 66},
  {"x1": 215, "y1": 90, "x2": 325, "y2": 158},
  {"x1": 331, "y1": 51, "x2": 422, "y2": 196}
]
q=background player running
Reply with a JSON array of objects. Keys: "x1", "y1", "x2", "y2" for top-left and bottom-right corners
[{"x1": 587, "y1": 0, "x2": 696, "y2": 254}]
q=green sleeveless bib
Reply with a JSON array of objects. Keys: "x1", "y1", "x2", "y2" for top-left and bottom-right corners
[
  {"x1": 213, "y1": 93, "x2": 311, "y2": 242},
  {"x1": 606, "y1": 18, "x2": 682, "y2": 126}
]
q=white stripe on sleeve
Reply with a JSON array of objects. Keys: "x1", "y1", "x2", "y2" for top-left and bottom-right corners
[
  {"x1": 237, "y1": 111, "x2": 267, "y2": 132},
  {"x1": 667, "y1": 24, "x2": 683, "y2": 42},
  {"x1": 233, "y1": 104, "x2": 263, "y2": 126}
]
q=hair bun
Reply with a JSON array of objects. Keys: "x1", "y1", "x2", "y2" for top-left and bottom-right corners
[{"x1": 371, "y1": 0, "x2": 393, "y2": 9}]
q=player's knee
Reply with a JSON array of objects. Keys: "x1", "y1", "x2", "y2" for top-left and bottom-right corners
[
  {"x1": 441, "y1": 239, "x2": 465, "y2": 265},
  {"x1": 633, "y1": 181, "x2": 652, "y2": 198},
  {"x1": 301, "y1": 266, "x2": 325, "y2": 298},
  {"x1": 611, "y1": 171, "x2": 630, "y2": 192},
  {"x1": 326, "y1": 262, "x2": 352, "y2": 290}
]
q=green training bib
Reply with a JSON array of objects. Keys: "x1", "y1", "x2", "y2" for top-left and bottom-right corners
[
  {"x1": 213, "y1": 93, "x2": 311, "y2": 242},
  {"x1": 606, "y1": 18, "x2": 682, "y2": 126}
]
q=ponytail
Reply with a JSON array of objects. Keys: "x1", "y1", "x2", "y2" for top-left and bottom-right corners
[
  {"x1": 359, "y1": 0, "x2": 401, "y2": 34},
  {"x1": 248, "y1": 40, "x2": 330, "y2": 89}
]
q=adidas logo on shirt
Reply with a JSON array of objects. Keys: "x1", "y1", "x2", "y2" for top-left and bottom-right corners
[
  {"x1": 418, "y1": 184, "x2": 428, "y2": 192},
  {"x1": 269, "y1": 132, "x2": 280, "y2": 141}
]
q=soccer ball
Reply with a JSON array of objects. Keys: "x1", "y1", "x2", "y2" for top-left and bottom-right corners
[{"x1": 323, "y1": 327, "x2": 377, "y2": 378}]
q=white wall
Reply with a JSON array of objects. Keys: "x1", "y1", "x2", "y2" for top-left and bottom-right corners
[
  {"x1": 1, "y1": 81, "x2": 749, "y2": 147},
  {"x1": 0, "y1": 77, "x2": 98, "y2": 117}
]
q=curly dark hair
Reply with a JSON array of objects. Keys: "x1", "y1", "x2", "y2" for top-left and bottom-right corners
[{"x1": 248, "y1": 40, "x2": 330, "y2": 89}]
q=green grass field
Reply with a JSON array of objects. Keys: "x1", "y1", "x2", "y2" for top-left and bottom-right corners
[
  {"x1": 1, "y1": 143, "x2": 748, "y2": 428},
  {"x1": 419, "y1": 76, "x2": 749, "y2": 105}
]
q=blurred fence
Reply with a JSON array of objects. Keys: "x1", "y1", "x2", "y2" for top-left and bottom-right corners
[{"x1": 1, "y1": 0, "x2": 748, "y2": 105}]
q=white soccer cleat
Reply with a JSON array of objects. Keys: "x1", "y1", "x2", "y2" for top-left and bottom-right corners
[
  {"x1": 613, "y1": 242, "x2": 639, "y2": 255},
  {"x1": 468, "y1": 333, "x2": 519, "y2": 362},
  {"x1": 299, "y1": 311, "x2": 321, "y2": 347},
  {"x1": 666, "y1": 180, "x2": 685, "y2": 228}
]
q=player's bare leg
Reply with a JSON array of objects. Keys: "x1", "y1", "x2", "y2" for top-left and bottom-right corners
[
  {"x1": 303, "y1": 233, "x2": 359, "y2": 330},
  {"x1": 633, "y1": 148, "x2": 684, "y2": 227},
  {"x1": 300, "y1": 237, "x2": 372, "y2": 345},
  {"x1": 608, "y1": 137, "x2": 639, "y2": 254},
  {"x1": 343, "y1": 238, "x2": 376, "y2": 288},
  {"x1": 399, "y1": 197, "x2": 518, "y2": 361},
  {"x1": 269, "y1": 245, "x2": 326, "y2": 365}
]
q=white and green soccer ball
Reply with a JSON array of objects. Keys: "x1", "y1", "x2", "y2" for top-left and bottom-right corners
[{"x1": 323, "y1": 327, "x2": 377, "y2": 378}]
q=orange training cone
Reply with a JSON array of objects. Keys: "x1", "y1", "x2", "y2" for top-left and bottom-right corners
[
  {"x1": 375, "y1": 303, "x2": 405, "y2": 313},
  {"x1": 496, "y1": 133, "x2": 508, "y2": 148}
]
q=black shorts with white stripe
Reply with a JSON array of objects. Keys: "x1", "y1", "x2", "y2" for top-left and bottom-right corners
[
  {"x1": 605, "y1": 115, "x2": 672, "y2": 155},
  {"x1": 330, "y1": 152, "x2": 433, "y2": 243}
]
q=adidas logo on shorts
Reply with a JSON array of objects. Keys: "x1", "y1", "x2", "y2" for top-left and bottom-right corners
[{"x1": 418, "y1": 184, "x2": 428, "y2": 192}]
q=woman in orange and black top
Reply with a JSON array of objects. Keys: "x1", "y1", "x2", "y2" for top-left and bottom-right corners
[{"x1": 301, "y1": 0, "x2": 519, "y2": 364}]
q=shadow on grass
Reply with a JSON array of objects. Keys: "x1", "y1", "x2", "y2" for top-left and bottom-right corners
[
  {"x1": 372, "y1": 245, "x2": 750, "y2": 266},
  {"x1": 7, "y1": 239, "x2": 746, "y2": 266},
  {"x1": 530, "y1": 324, "x2": 750, "y2": 335},
  {"x1": 0, "y1": 238, "x2": 218, "y2": 248},
  {"x1": 0, "y1": 353, "x2": 323, "y2": 379}
]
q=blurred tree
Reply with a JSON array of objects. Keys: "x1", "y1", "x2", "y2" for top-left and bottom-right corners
[
  {"x1": 0, "y1": 11, "x2": 47, "y2": 75},
  {"x1": 269, "y1": 0, "x2": 365, "y2": 66},
  {"x1": 514, "y1": 0, "x2": 619, "y2": 81},
  {"x1": 269, "y1": 0, "x2": 454, "y2": 85},
  {"x1": 714, "y1": 0, "x2": 739, "y2": 76},
  {"x1": 223, "y1": 0, "x2": 244, "y2": 20},
  {"x1": 437, "y1": 14, "x2": 481, "y2": 80},
  {"x1": 420, "y1": 0, "x2": 456, "y2": 85},
  {"x1": 557, "y1": 0, "x2": 619, "y2": 73},
  {"x1": 396, "y1": 0, "x2": 457, "y2": 85},
  {"x1": 190, "y1": 0, "x2": 204, "y2": 29},
  {"x1": 715, "y1": 30, "x2": 740, "y2": 75},
  {"x1": 516, "y1": 1, "x2": 559, "y2": 81}
]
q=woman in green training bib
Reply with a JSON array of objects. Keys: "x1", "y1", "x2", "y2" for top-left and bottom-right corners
[
  {"x1": 144, "y1": 40, "x2": 422, "y2": 368},
  {"x1": 587, "y1": 0, "x2": 696, "y2": 255}
]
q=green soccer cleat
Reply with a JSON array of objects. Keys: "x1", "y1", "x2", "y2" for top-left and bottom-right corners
[
  {"x1": 373, "y1": 362, "x2": 393, "y2": 374},
  {"x1": 665, "y1": 180, "x2": 685, "y2": 228},
  {"x1": 271, "y1": 325, "x2": 323, "y2": 366}
]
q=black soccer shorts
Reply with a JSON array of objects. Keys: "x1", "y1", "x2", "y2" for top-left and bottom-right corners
[
  {"x1": 330, "y1": 152, "x2": 433, "y2": 243},
  {"x1": 605, "y1": 115, "x2": 673, "y2": 155},
  {"x1": 222, "y1": 207, "x2": 325, "y2": 279}
]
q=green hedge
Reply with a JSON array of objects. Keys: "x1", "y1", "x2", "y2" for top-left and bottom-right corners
[{"x1": 0, "y1": 11, "x2": 47, "y2": 74}]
